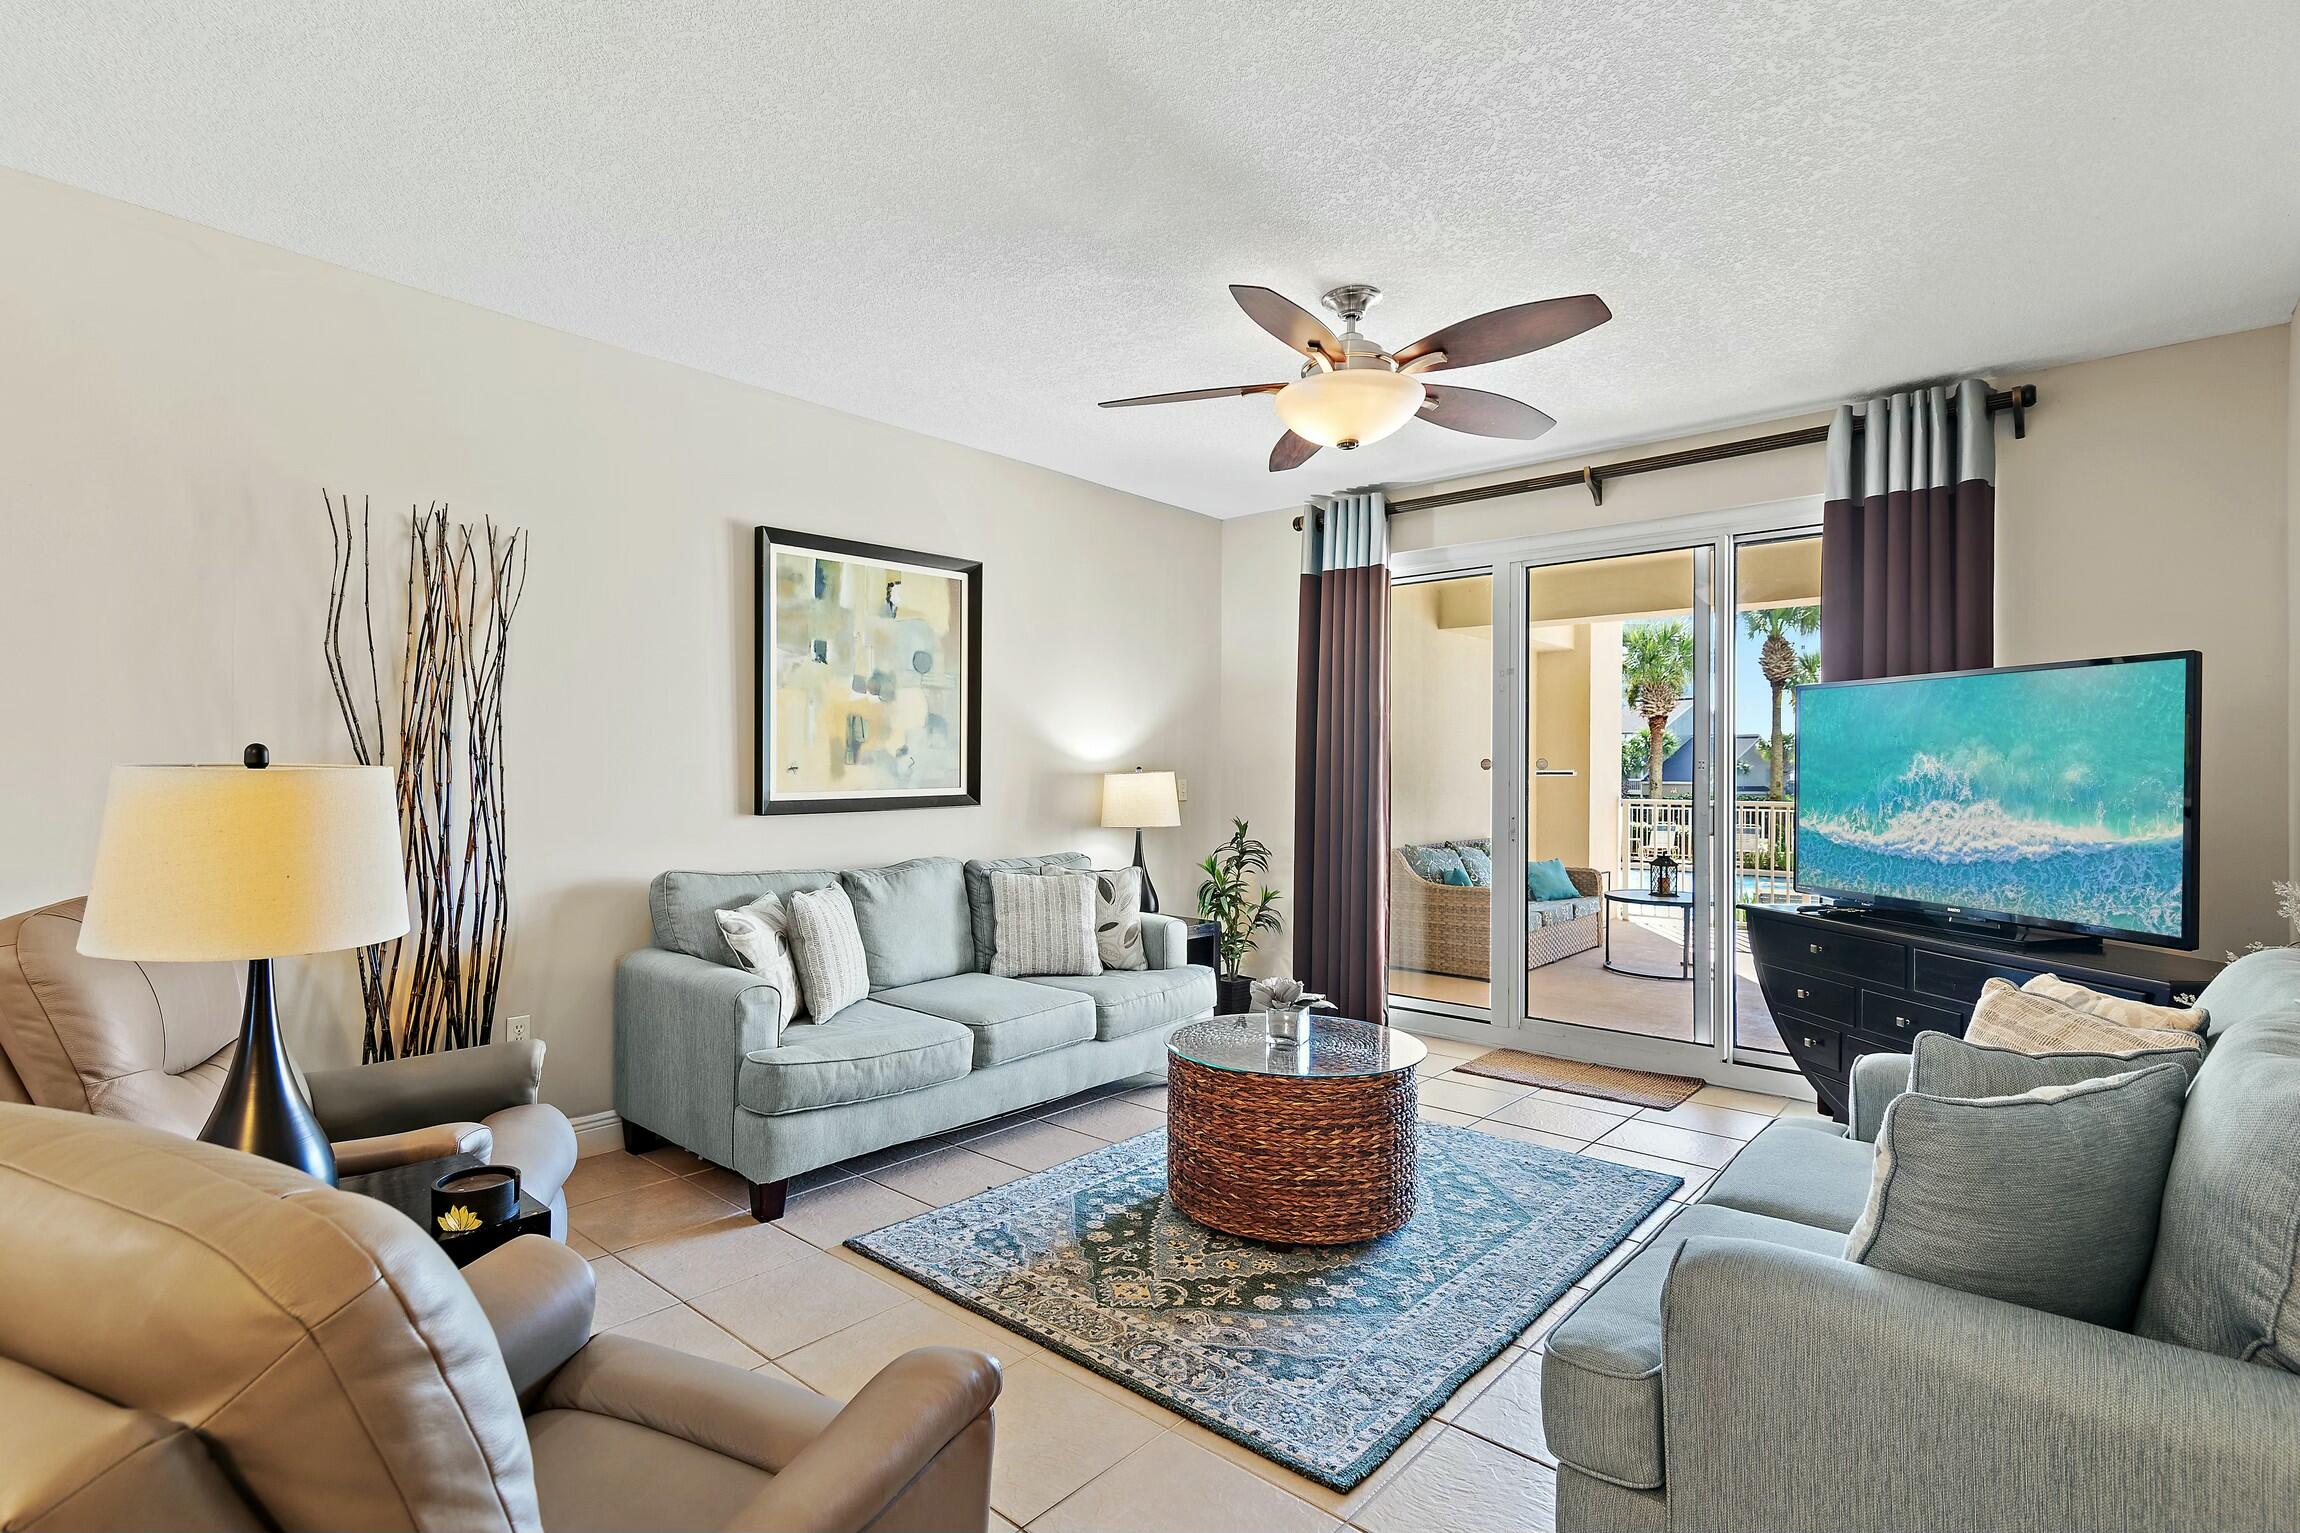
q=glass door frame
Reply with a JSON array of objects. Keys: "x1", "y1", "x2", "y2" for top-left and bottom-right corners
[{"x1": 1387, "y1": 495, "x2": 1822, "y2": 1094}]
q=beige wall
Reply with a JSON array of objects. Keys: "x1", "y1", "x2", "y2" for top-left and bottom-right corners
[
  {"x1": 0, "y1": 170, "x2": 1224, "y2": 1115},
  {"x1": 1222, "y1": 325, "x2": 2295, "y2": 960},
  {"x1": 1389, "y1": 579, "x2": 1493, "y2": 848}
]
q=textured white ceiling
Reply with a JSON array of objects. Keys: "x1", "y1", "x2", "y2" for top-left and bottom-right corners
[{"x1": 5, "y1": 2, "x2": 2298, "y2": 518}]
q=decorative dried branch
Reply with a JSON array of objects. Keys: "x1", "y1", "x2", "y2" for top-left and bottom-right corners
[{"x1": 324, "y1": 493, "x2": 526, "y2": 1060}]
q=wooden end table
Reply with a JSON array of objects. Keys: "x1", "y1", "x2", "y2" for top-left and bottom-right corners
[
  {"x1": 1165, "y1": 1015, "x2": 1426, "y2": 1245},
  {"x1": 341, "y1": 1151, "x2": 554, "y2": 1269}
]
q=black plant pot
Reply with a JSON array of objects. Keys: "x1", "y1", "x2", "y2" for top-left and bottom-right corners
[{"x1": 1214, "y1": 973, "x2": 1256, "y2": 1017}]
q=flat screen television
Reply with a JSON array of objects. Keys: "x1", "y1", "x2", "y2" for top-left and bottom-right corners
[{"x1": 1792, "y1": 651, "x2": 2200, "y2": 948}]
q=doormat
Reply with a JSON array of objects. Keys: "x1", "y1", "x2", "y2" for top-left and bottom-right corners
[{"x1": 1455, "y1": 1048, "x2": 1704, "y2": 1110}]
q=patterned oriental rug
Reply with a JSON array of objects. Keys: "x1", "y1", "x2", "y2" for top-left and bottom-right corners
[{"x1": 849, "y1": 1124, "x2": 1679, "y2": 1489}]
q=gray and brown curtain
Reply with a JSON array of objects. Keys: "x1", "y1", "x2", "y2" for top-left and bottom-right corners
[
  {"x1": 1820, "y1": 379, "x2": 1995, "y2": 680},
  {"x1": 1294, "y1": 491, "x2": 1390, "y2": 1027}
]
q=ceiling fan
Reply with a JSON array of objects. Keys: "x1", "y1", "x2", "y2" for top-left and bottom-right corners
[{"x1": 1099, "y1": 283, "x2": 1611, "y2": 472}]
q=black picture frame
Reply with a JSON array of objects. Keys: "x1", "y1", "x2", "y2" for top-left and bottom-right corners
[{"x1": 754, "y1": 527, "x2": 983, "y2": 815}]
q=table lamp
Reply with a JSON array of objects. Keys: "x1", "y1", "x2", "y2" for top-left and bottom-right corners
[
  {"x1": 1100, "y1": 768, "x2": 1180, "y2": 913},
  {"x1": 77, "y1": 745, "x2": 410, "y2": 1184}
]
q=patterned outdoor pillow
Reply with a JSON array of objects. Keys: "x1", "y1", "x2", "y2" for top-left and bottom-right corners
[
  {"x1": 785, "y1": 883, "x2": 870, "y2": 1020},
  {"x1": 1093, "y1": 867, "x2": 1149, "y2": 972},
  {"x1": 991, "y1": 869, "x2": 1102, "y2": 979},
  {"x1": 715, "y1": 894, "x2": 803, "y2": 1036},
  {"x1": 1847, "y1": 1062, "x2": 2191, "y2": 1327},
  {"x1": 1399, "y1": 844, "x2": 1468, "y2": 886},
  {"x1": 1968, "y1": 977, "x2": 2204, "y2": 1062},
  {"x1": 2022, "y1": 972, "x2": 2208, "y2": 1032},
  {"x1": 1450, "y1": 843, "x2": 1494, "y2": 887}
]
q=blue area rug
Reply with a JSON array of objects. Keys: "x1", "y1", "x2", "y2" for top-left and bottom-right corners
[{"x1": 848, "y1": 1123, "x2": 1679, "y2": 1489}]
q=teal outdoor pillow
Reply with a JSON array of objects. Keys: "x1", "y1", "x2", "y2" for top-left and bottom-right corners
[
  {"x1": 1400, "y1": 844, "x2": 1468, "y2": 886},
  {"x1": 1528, "y1": 858, "x2": 1580, "y2": 901},
  {"x1": 1846, "y1": 1062, "x2": 2191, "y2": 1328},
  {"x1": 1438, "y1": 866, "x2": 1473, "y2": 887}
]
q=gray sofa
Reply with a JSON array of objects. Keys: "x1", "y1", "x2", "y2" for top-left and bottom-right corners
[
  {"x1": 1543, "y1": 944, "x2": 2300, "y2": 1532},
  {"x1": 614, "y1": 854, "x2": 1214, "y2": 1220}
]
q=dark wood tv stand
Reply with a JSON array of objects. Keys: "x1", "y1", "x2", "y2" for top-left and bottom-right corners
[{"x1": 1743, "y1": 903, "x2": 2220, "y2": 1120}]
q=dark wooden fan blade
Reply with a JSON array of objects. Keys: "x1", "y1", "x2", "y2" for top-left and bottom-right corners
[
  {"x1": 1230, "y1": 285, "x2": 1346, "y2": 363},
  {"x1": 1098, "y1": 382, "x2": 1286, "y2": 408},
  {"x1": 1269, "y1": 430, "x2": 1322, "y2": 471},
  {"x1": 1392, "y1": 294, "x2": 1611, "y2": 371},
  {"x1": 1418, "y1": 385, "x2": 1558, "y2": 440}
]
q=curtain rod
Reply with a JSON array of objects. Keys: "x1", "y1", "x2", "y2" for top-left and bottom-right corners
[{"x1": 1292, "y1": 383, "x2": 2037, "y2": 528}]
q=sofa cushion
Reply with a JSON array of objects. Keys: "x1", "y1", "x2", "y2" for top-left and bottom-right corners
[
  {"x1": 1967, "y1": 977, "x2": 2204, "y2": 1064},
  {"x1": 651, "y1": 869, "x2": 840, "y2": 962},
  {"x1": 2136, "y1": 947, "x2": 2300, "y2": 1368},
  {"x1": 1847, "y1": 1063, "x2": 2189, "y2": 1328},
  {"x1": 1544, "y1": 1203, "x2": 1845, "y2": 1490},
  {"x1": 1023, "y1": 966, "x2": 1213, "y2": 1041},
  {"x1": 874, "y1": 974, "x2": 1096, "y2": 1068},
  {"x1": 1697, "y1": 1118, "x2": 1875, "y2": 1233},
  {"x1": 738, "y1": 1002, "x2": 972, "y2": 1116},
  {"x1": 1911, "y1": 1028, "x2": 2200, "y2": 1098},
  {"x1": 963, "y1": 853, "x2": 1091, "y2": 971},
  {"x1": 841, "y1": 857, "x2": 973, "y2": 989},
  {"x1": 1532, "y1": 896, "x2": 1601, "y2": 928}
]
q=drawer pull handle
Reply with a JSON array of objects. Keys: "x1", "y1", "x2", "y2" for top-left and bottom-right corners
[
  {"x1": 1801, "y1": 1036, "x2": 1822, "y2": 1049},
  {"x1": 1895, "y1": 1015, "x2": 1911, "y2": 1028},
  {"x1": 1795, "y1": 987, "x2": 1811, "y2": 1000},
  {"x1": 1808, "y1": 943, "x2": 1824, "y2": 954}
]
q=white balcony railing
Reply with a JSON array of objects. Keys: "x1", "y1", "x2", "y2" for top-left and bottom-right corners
[{"x1": 1616, "y1": 797, "x2": 1799, "y2": 904}]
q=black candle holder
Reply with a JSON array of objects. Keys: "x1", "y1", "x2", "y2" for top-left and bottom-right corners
[{"x1": 430, "y1": 1163, "x2": 523, "y2": 1234}]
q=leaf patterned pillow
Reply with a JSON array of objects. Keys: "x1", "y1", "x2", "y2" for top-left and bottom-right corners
[{"x1": 1094, "y1": 868, "x2": 1148, "y2": 971}]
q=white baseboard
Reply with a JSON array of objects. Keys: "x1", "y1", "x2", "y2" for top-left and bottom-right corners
[{"x1": 569, "y1": 1110, "x2": 624, "y2": 1157}]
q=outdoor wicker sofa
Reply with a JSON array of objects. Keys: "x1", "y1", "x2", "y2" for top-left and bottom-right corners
[{"x1": 1389, "y1": 842, "x2": 1603, "y2": 981}]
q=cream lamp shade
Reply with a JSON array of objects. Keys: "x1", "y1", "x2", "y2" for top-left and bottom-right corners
[
  {"x1": 79, "y1": 763, "x2": 410, "y2": 961},
  {"x1": 1101, "y1": 770, "x2": 1181, "y2": 830},
  {"x1": 1273, "y1": 369, "x2": 1426, "y2": 450}
]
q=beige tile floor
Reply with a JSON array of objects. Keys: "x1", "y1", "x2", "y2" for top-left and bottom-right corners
[{"x1": 561, "y1": 1038, "x2": 1816, "y2": 1533}]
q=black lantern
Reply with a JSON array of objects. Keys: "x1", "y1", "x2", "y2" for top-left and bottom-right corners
[{"x1": 1649, "y1": 847, "x2": 1680, "y2": 899}]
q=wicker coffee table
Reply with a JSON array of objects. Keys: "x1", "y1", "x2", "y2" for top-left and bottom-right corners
[{"x1": 1165, "y1": 1014, "x2": 1427, "y2": 1245}]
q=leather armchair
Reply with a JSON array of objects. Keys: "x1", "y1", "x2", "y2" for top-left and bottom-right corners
[
  {"x1": 0, "y1": 898, "x2": 577, "y2": 1232},
  {"x1": 0, "y1": 1105, "x2": 1001, "y2": 1532}
]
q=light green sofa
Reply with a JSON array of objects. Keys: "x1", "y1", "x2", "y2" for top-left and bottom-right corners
[
  {"x1": 613, "y1": 853, "x2": 1214, "y2": 1220},
  {"x1": 1543, "y1": 944, "x2": 2300, "y2": 1532}
]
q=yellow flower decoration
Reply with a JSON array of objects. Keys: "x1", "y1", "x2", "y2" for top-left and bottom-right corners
[{"x1": 437, "y1": 1205, "x2": 483, "y2": 1234}]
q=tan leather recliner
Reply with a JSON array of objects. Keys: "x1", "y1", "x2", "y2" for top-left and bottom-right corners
[
  {"x1": 0, "y1": 1105, "x2": 1000, "y2": 1532},
  {"x1": 0, "y1": 899, "x2": 576, "y2": 1231}
]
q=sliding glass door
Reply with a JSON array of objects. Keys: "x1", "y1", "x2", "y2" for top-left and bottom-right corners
[{"x1": 1386, "y1": 501, "x2": 1820, "y2": 1087}]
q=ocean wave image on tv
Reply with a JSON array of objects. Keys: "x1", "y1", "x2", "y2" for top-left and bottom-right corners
[{"x1": 1796, "y1": 658, "x2": 2191, "y2": 938}]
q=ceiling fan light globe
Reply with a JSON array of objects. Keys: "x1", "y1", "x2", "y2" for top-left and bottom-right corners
[{"x1": 1272, "y1": 369, "x2": 1425, "y2": 450}]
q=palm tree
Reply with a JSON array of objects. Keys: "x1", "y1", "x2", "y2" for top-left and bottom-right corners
[
  {"x1": 1621, "y1": 620, "x2": 1695, "y2": 799},
  {"x1": 1742, "y1": 605, "x2": 1821, "y2": 798}
]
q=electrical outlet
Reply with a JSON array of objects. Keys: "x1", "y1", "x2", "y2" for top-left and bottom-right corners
[
  {"x1": 1176, "y1": 776, "x2": 1189, "y2": 802},
  {"x1": 506, "y1": 1014, "x2": 531, "y2": 1042}
]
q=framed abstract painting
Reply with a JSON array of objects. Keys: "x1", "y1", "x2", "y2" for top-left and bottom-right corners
[{"x1": 754, "y1": 527, "x2": 983, "y2": 814}]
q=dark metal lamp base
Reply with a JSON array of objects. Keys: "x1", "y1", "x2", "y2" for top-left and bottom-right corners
[{"x1": 198, "y1": 957, "x2": 337, "y2": 1185}]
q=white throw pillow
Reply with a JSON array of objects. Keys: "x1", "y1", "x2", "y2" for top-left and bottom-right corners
[
  {"x1": 715, "y1": 894, "x2": 804, "y2": 1035},
  {"x1": 785, "y1": 883, "x2": 871, "y2": 1021},
  {"x1": 1093, "y1": 867, "x2": 1149, "y2": 972},
  {"x1": 990, "y1": 869, "x2": 1102, "y2": 979}
]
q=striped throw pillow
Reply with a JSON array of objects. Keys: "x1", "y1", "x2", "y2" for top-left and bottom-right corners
[
  {"x1": 785, "y1": 883, "x2": 870, "y2": 1021},
  {"x1": 1968, "y1": 978, "x2": 2204, "y2": 1061},
  {"x1": 990, "y1": 869, "x2": 1102, "y2": 979}
]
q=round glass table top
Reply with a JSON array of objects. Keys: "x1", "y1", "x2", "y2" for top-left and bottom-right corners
[{"x1": 1167, "y1": 1014, "x2": 1427, "y2": 1078}]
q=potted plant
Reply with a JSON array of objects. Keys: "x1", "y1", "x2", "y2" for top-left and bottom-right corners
[{"x1": 1196, "y1": 818, "x2": 1283, "y2": 1014}]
